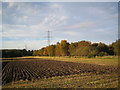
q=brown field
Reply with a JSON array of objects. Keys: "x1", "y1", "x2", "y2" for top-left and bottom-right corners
[{"x1": 2, "y1": 58, "x2": 118, "y2": 86}]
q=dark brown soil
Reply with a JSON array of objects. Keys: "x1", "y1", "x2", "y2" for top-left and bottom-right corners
[{"x1": 2, "y1": 58, "x2": 118, "y2": 85}]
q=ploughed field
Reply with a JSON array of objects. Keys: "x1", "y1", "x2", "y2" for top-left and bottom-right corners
[{"x1": 1, "y1": 58, "x2": 118, "y2": 85}]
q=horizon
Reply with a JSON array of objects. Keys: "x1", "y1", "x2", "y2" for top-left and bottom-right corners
[
  {"x1": 1, "y1": 39, "x2": 118, "y2": 50},
  {"x1": 1, "y1": 2, "x2": 118, "y2": 50}
]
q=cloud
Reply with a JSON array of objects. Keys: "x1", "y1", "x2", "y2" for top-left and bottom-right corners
[
  {"x1": 94, "y1": 27, "x2": 118, "y2": 36},
  {"x1": 41, "y1": 14, "x2": 67, "y2": 29},
  {"x1": 0, "y1": 8, "x2": 2, "y2": 15},
  {"x1": 2, "y1": 2, "x2": 118, "y2": 49},
  {"x1": 62, "y1": 31, "x2": 78, "y2": 36},
  {"x1": 3, "y1": 2, "x2": 67, "y2": 27},
  {"x1": 50, "y1": 3, "x2": 61, "y2": 9},
  {"x1": 2, "y1": 24, "x2": 47, "y2": 38},
  {"x1": 2, "y1": 39, "x2": 47, "y2": 50},
  {"x1": 2, "y1": 0, "x2": 120, "y2": 2},
  {"x1": 3, "y1": 2, "x2": 44, "y2": 25},
  {"x1": 0, "y1": 24, "x2": 2, "y2": 30},
  {"x1": 7, "y1": 2, "x2": 15, "y2": 8},
  {"x1": 65, "y1": 22, "x2": 95, "y2": 29}
]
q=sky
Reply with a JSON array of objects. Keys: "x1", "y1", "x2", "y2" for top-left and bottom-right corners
[{"x1": 1, "y1": 2, "x2": 118, "y2": 50}]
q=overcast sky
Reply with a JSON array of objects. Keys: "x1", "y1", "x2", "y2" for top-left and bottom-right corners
[{"x1": 1, "y1": 2, "x2": 118, "y2": 50}]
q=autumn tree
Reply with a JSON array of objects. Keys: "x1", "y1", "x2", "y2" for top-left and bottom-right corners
[
  {"x1": 96, "y1": 42, "x2": 109, "y2": 56},
  {"x1": 108, "y1": 44, "x2": 114, "y2": 55},
  {"x1": 69, "y1": 42, "x2": 78, "y2": 56},
  {"x1": 46, "y1": 45, "x2": 56, "y2": 56},
  {"x1": 60, "y1": 40, "x2": 69, "y2": 56},
  {"x1": 55, "y1": 40, "x2": 69, "y2": 56},
  {"x1": 112, "y1": 39, "x2": 120, "y2": 55},
  {"x1": 87, "y1": 43, "x2": 99, "y2": 57},
  {"x1": 73, "y1": 41, "x2": 91, "y2": 56},
  {"x1": 33, "y1": 39, "x2": 119, "y2": 57}
]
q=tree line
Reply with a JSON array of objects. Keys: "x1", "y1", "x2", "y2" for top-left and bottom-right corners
[
  {"x1": 1, "y1": 49, "x2": 33, "y2": 58},
  {"x1": 1, "y1": 39, "x2": 119, "y2": 58},
  {"x1": 33, "y1": 39, "x2": 120, "y2": 57}
]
